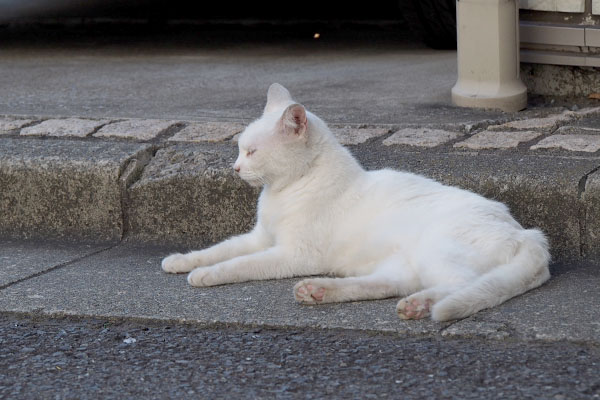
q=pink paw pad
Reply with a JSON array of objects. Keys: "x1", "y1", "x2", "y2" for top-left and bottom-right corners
[
  {"x1": 397, "y1": 298, "x2": 433, "y2": 320},
  {"x1": 295, "y1": 283, "x2": 326, "y2": 303}
]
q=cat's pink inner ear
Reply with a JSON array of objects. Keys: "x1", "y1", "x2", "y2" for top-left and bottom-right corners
[{"x1": 282, "y1": 104, "x2": 307, "y2": 136}]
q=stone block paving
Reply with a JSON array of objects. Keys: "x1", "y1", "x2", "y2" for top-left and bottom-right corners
[
  {"x1": 553, "y1": 125, "x2": 600, "y2": 135},
  {"x1": 331, "y1": 126, "x2": 390, "y2": 145},
  {"x1": 94, "y1": 119, "x2": 179, "y2": 140},
  {"x1": 488, "y1": 113, "x2": 572, "y2": 131},
  {"x1": 20, "y1": 118, "x2": 112, "y2": 137},
  {"x1": 168, "y1": 121, "x2": 245, "y2": 143},
  {"x1": 454, "y1": 130, "x2": 542, "y2": 150},
  {"x1": 0, "y1": 117, "x2": 38, "y2": 134},
  {"x1": 531, "y1": 135, "x2": 600, "y2": 152},
  {"x1": 487, "y1": 107, "x2": 600, "y2": 132},
  {"x1": 2, "y1": 106, "x2": 600, "y2": 152},
  {"x1": 451, "y1": 107, "x2": 600, "y2": 151},
  {"x1": 383, "y1": 128, "x2": 462, "y2": 148}
]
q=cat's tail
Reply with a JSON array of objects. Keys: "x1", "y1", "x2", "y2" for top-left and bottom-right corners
[{"x1": 431, "y1": 228, "x2": 551, "y2": 322}]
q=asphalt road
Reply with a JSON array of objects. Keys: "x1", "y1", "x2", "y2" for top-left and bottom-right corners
[{"x1": 1, "y1": 314, "x2": 598, "y2": 399}]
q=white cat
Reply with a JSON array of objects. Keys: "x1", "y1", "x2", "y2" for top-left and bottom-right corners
[{"x1": 162, "y1": 83, "x2": 550, "y2": 321}]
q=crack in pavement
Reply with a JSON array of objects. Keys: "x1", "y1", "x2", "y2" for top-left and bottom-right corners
[
  {"x1": 0, "y1": 244, "x2": 120, "y2": 291},
  {"x1": 117, "y1": 146, "x2": 159, "y2": 241},
  {"x1": 577, "y1": 163, "x2": 600, "y2": 258}
]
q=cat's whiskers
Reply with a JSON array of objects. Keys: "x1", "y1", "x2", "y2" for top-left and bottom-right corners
[{"x1": 239, "y1": 170, "x2": 271, "y2": 187}]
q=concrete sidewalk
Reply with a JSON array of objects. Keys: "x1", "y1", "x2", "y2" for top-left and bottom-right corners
[
  {"x1": 1, "y1": 106, "x2": 600, "y2": 346},
  {"x1": 0, "y1": 241, "x2": 599, "y2": 345}
]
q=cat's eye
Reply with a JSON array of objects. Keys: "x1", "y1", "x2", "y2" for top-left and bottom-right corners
[{"x1": 246, "y1": 149, "x2": 256, "y2": 157}]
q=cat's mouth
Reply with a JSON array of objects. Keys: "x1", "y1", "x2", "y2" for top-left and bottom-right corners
[
  {"x1": 243, "y1": 179, "x2": 263, "y2": 187},
  {"x1": 238, "y1": 173, "x2": 264, "y2": 187}
]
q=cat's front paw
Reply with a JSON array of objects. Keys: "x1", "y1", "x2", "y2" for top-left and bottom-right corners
[
  {"x1": 161, "y1": 253, "x2": 195, "y2": 274},
  {"x1": 187, "y1": 267, "x2": 219, "y2": 287},
  {"x1": 294, "y1": 280, "x2": 327, "y2": 304}
]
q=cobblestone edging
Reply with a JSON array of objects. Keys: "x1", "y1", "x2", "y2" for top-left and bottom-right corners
[
  {"x1": 2, "y1": 106, "x2": 600, "y2": 152},
  {"x1": 2, "y1": 109, "x2": 600, "y2": 261}
]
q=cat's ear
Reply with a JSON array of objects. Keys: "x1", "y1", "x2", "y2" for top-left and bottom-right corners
[
  {"x1": 264, "y1": 83, "x2": 293, "y2": 113},
  {"x1": 280, "y1": 103, "x2": 307, "y2": 136}
]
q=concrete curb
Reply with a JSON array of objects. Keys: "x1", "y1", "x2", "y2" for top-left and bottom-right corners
[
  {"x1": 2, "y1": 110, "x2": 600, "y2": 262},
  {"x1": 0, "y1": 138, "x2": 153, "y2": 243}
]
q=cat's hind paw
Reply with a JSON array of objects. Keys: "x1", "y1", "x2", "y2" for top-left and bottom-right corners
[
  {"x1": 294, "y1": 280, "x2": 326, "y2": 304},
  {"x1": 396, "y1": 296, "x2": 433, "y2": 320},
  {"x1": 161, "y1": 253, "x2": 195, "y2": 274}
]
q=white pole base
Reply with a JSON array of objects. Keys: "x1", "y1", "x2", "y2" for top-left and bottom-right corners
[
  {"x1": 452, "y1": 82, "x2": 527, "y2": 112},
  {"x1": 452, "y1": 0, "x2": 527, "y2": 112}
]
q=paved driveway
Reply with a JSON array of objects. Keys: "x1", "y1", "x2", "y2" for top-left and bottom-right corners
[{"x1": 0, "y1": 24, "x2": 496, "y2": 124}]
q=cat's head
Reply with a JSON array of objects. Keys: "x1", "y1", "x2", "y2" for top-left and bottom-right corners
[{"x1": 233, "y1": 83, "x2": 322, "y2": 188}]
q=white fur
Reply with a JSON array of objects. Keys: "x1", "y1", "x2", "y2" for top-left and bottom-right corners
[{"x1": 162, "y1": 83, "x2": 551, "y2": 322}]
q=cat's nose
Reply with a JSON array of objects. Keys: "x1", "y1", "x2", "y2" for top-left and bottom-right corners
[{"x1": 234, "y1": 165, "x2": 241, "y2": 173}]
